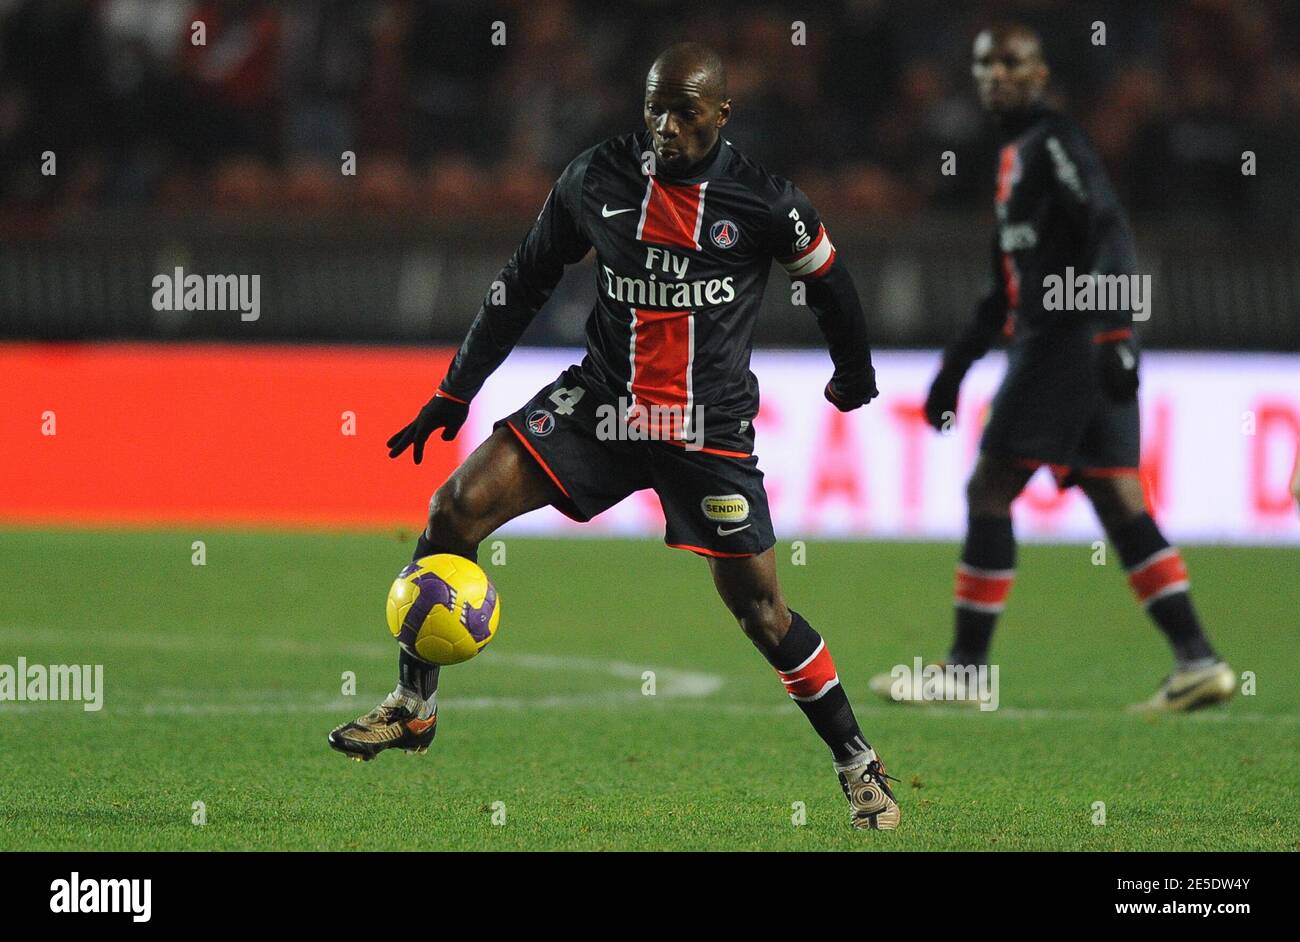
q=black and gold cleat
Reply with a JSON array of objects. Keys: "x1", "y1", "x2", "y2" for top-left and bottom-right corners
[
  {"x1": 838, "y1": 754, "x2": 901, "y2": 831},
  {"x1": 1129, "y1": 661, "x2": 1236, "y2": 714},
  {"x1": 328, "y1": 700, "x2": 437, "y2": 761}
]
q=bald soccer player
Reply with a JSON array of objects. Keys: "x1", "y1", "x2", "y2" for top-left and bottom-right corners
[
  {"x1": 870, "y1": 25, "x2": 1233, "y2": 713},
  {"x1": 329, "y1": 43, "x2": 900, "y2": 831}
]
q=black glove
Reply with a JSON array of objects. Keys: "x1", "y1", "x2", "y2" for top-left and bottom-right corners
[
  {"x1": 824, "y1": 366, "x2": 879, "y2": 412},
  {"x1": 1095, "y1": 332, "x2": 1140, "y2": 402},
  {"x1": 386, "y1": 391, "x2": 470, "y2": 464},
  {"x1": 924, "y1": 359, "x2": 968, "y2": 431}
]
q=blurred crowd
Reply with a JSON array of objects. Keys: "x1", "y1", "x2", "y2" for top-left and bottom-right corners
[{"x1": 2, "y1": 0, "x2": 1297, "y2": 222}]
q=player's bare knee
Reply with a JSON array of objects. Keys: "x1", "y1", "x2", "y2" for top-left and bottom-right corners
[
  {"x1": 731, "y1": 596, "x2": 790, "y2": 650},
  {"x1": 966, "y1": 458, "x2": 1032, "y2": 516},
  {"x1": 427, "y1": 476, "x2": 492, "y2": 543},
  {"x1": 1082, "y1": 483, "x2": 1119, "y2": 529},
  {"x1": 1084, "y1": 476, "x2": 1146, "y2": 531},
  {"x1": 425, "y1": 485, "x2": 460, "y2": 539},
  {"x1": 966, "y1": 471, "x2": 1012, "y2": 515}
]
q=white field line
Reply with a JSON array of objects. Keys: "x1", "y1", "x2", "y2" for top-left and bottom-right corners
[
  {"x1": 0, "y1": 623, "x2": 723, "y2": 713},
  {"x1": 0, "y1": 691, "x2": 1294, "y2": 725},
  {"x1": 0, "y1": 625, "x2": 1294, "y2": 725},
  {"x1": 0, "y1": 625, "x2": 385, "y2": 660},
  {"x1": 0, "y1": 625, "x2": 721, "y2": 696},
  {"x1": 0, "y1": 699, "x2": 1294, "y2": 724}
]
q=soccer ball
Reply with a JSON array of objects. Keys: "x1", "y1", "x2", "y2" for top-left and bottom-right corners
[{"x1": 386, "y1": 554, "x2": 501, "y2": 665}]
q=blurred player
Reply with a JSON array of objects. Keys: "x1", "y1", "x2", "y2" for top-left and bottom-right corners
[
  {"x1": 870, "y1": 25, "x2": 1233, "y2": 712},
  {"x1": 329, "y1": 44, "x2": 899, "y2": 829}
]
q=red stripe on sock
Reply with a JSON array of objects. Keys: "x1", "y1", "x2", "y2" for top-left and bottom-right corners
[
  {"x1": 1128, "y1": 550, "x2": 1189, "y2": 604},
  {"x1": 777, "y1": 642, "x2": 839, "y2": 701},
  {"x1": 954, "y1": 565, "x2": 1015, "y2": 608}
]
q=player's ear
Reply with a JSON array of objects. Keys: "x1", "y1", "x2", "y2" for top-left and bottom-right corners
[{"x1": 716, "y1": 98, "x2": 731, "y2": 129}]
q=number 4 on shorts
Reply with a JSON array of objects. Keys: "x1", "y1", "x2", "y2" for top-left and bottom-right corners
[{"x1": 549, "y1": 386, "x2": 585, "y2": 416}]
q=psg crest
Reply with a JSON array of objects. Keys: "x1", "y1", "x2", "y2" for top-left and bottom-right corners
[
  {"x1": 526, "y1": 409, "x2": 555, "y2": 436},
  {"x1": 709, "y1": 219, "x2": 739, "y2": 249}
]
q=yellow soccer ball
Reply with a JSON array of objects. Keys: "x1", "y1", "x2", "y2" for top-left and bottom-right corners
[{"x1": 386, "y1": 554, "x2": 500, "y2": 665}]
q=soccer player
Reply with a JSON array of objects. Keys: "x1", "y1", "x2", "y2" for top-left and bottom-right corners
[
  {"x1": 869, "y1": 25, "x2": 1233, "y2": 712},
  {"x1": 329, "y1": 43, "x2": 900, "y2": 830}
]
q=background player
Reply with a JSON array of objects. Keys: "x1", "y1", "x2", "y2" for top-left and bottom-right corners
[
  {"x1": 329, "y1": 43, "x2": 900, "y2": 830},
  {"x1": 870, "y1": 24, "x2": 1233, "y2": 712}
]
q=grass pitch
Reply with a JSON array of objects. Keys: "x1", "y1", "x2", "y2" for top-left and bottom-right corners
[{"x1": 0, "y1": 529, "x2": 1295, "y2": 851}]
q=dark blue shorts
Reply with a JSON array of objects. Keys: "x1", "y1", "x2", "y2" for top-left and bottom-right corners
[
  {"x1": 496, "y1": 366, "x2": 776, "y2": 558},
  {"x1": 981, "y1": 326, "x2": 1141, "y2": 487}
]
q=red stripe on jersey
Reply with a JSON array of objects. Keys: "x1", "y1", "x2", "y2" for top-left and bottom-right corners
[
  {"x1": 777, "y1": 641, "x2": 840, "y2": 702},
  {"x1": 995, "y1": 144, "x2": 1022, "y2": 313},
  {"x1": 1000, "y1": 252, "x2": 1021, "y2": 310},
  {"x1": 629, "y1": 307, "x2": 692, "y2": 438},
  {"x1": 995, "y1": 143, "x2": 1019, "y2": 204},
  {"x1": 1128, "y1": 550, "x2": 1189, "y2": 604},
  {"x1": 637, "y1": 178, "x2": 705, "y2": 250},
  {"x1": 954, "y1": 564, "x2": 1015, "y2": 610}
]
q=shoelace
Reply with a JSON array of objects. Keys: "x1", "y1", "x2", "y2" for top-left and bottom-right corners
[
  {"x1": 867, "y1": 760, "x2": 900, "y2": 785},
  {"x1": 366, "y1": 704, "x2": 403, "y2": 724}
]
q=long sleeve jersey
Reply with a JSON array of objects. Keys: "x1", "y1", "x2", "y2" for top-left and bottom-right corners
[
  {"x1": 438, "y1": 131, "x2": 873, "y2": 440},
  {"x1": 946, "y1": 105, "x2": 1140, "y2": 368}
]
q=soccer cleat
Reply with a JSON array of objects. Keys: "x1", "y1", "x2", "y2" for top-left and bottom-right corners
[
  {"x1": 327, "y1": 700, "x2": 437, "y2": 761},
  {"x1": 838, "y1": 754, "x2": 901, "y2": 831},
  {"x1": 1129, "y1": 660, "x2": 1236, "y2": 713},
  {"x1": 867, "y1": 661, "x2": 982, "y2": 705}
]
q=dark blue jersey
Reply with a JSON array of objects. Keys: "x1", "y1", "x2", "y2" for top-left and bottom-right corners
[
  {"x1": 439, "y1": 131, "x2": 872, "y2": 443},
  {"x1": 947, "y1": 106, "x2": 1140, "y2": 367}
]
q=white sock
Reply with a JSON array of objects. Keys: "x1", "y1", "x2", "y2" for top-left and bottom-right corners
[
  {"x1": 385, "y1": 686, "x2": 436, "y2": 719},
  {"x1": 834, "y1": 748, "x2": 877, "y2": 774}
]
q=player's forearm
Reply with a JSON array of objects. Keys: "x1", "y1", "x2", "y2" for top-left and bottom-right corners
[
  {"x1": 805, "y1": 264, "x2": 874, "y2": 378},
  {"x1": 943, "y1": 289, "x2": 1006, "y2": 370},
  {"x1": 439, "y1": 256, "x2": 558, "y2": 401},
  {"x1": 1081, "y1": 208, "x2": 1141, "y2": 330}
]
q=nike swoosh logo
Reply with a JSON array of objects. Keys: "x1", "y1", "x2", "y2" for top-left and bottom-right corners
[
  {"x1": 1165, "y1": 678, "x2": 1212, "y2": 700},
  {"x1": 717, "y1": 524, "x2": 751, "y2": 536},
  {"x1": 602, "y1": 205, "x2": 636, "y2": 218}
]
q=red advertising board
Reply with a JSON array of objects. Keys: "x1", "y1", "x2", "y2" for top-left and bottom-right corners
[{"x1": 1, "y1": 343, "x2": 458, "y2": 528}]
